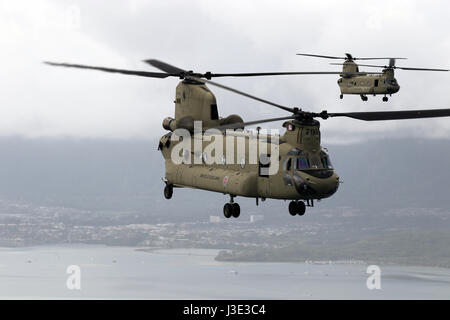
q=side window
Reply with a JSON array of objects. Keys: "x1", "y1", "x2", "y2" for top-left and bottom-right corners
[
  {"x1": 321, "y1": 155, "x2": 333, "y2": 169},
  {"x1": 284, "y1": 158, "x2": 292, "y2": 171},
  {"x1": 374, "y1": 79, "x2": 379, "y2": 87},
  {"x1": 320, "y1": 150, "x2": 333, "y2": 169}
]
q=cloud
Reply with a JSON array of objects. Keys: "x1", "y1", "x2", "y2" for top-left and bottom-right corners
[{"x1": 1, "y1": 0, "x2": 449, "y2": 140}]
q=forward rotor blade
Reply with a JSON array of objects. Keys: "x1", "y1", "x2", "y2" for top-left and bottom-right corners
[
  {"x1": 143, "y1": 59, "x2": 365, "y2": 78},
  {"x1": 209, "y1": 71, "x2": 364, "y2": 77},
  {"x1": 354, "y1": 63, "x2": 390, "y2": 69},
  {"x1": 44, "y1": 62, "x2": 171, "y2": 78},
  {"x1": 143, "y1": 59, "x2": 186, "y2": 74},
  {"x1": 326, "y1": 108, "x2": 450, "y2": 121},
  {"x1": 186, "y1": 75, "x2": 295, "y2": 114},
  {"x1": 330, "y1": 63, "x2": 383, "y2": 71},
  {"x1": 213, "y1": 116, "x2": 295, "y2": 131},
  {"x1": 328, "y1": 64, "x2": 382, "y2": 74},
  {"x1": 296, "y1": 53, "x2": 346, "y2": 59}
]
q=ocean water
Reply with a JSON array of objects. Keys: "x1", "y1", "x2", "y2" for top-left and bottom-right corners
[{"x1": 0, "y1": 245, "x2": 448, "y2": 299}]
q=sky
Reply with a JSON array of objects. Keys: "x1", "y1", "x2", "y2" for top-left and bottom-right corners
[{"x1": 1, "y1": 0, "x2": 450, "y2": 143}]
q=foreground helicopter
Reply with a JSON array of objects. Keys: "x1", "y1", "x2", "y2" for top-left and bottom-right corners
[
  {"x1": 45, "y1": 59, "x2": 450, "y2": 218},
  {"x1": 297, "y1": 53, "x2": 449, "y2": 102}
]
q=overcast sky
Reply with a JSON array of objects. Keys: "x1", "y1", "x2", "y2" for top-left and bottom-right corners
[{"x1": 1, "y1": 0, "x2": 450, "y2": 143}]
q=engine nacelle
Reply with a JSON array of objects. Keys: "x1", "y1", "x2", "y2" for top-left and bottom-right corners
[{"x1": 162, "y1": 117, "x2": 175, "y2": 131}]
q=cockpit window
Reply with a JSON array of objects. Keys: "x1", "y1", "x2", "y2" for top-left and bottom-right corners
[
  {"x1": 320, "y1": 151, "x2": 333, "y2": 169},
  {"x1": 388, "y1": 79, "x2": 398, "y2": 85},
  {"x1": 284, "y1": 158, "x2": 292, "y2": 171},
  {"x1": 296, "y1": 156, "x2": 310, "y2": 170}
]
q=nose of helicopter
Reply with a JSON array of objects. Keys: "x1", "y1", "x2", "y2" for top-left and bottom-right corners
[
  {"x1": 389, "y1": 85, "x2": 400, "y2": 94},
  {"x1": 292, "y1": 171, "x2": 340, "y2": 199}
]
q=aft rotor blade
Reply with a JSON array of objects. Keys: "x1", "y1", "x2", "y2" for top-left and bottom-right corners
[
  {"x1": 44, "y1": 62, "x2": 171, "y2": 78},
  {"x1": 186, "y1": 75, "x2": 295, "y2": 114},
  {"x1": 326, "y1": 108, "x2": 450, "y2": 121},
  {"x1": 213, "y1": 116, "x2": 295, "y2": 131},
  {"x1": 355, "y1": 63, "x2": 449, "y2": 72},
  {"x1": 297, "y1": 53, "x2": 407, "y2": 61},
  {"x1": 395, "y1": 66, "x2": 449, "y2": 72},
  {"x1": 354, "y1": 57, "x2": 407, "y2": 61},
  {"x1": 143, "y1": 59, "x2": 186, "y2": 74}
]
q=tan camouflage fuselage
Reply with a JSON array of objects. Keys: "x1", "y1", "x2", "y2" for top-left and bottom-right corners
[
  {"x1": 159, "y1": 81, "x2": 339, "y2": 201},
  {"x1": 338, "y1": 61, "x2": 400, "y2": 96}
]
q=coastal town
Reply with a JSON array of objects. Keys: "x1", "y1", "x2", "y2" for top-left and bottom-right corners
[{"x1": 1, "y1": 197, "x2": 449, "y2": 267}]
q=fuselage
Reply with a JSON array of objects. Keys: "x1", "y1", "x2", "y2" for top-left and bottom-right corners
[
  {"x1": 339, "y1": 61, "x2": 400, "y2": 96},
  {"x1": 338, "y1": 73, "x2": 400, "y2": 95},
  {"x1": 158, "y1": 120, "x2": 340, "y2": 201}
]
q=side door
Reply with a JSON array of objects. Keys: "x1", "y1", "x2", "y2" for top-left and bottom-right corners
[{"x1": 257, "y1": 153, "x2": 271, "y2": 197}]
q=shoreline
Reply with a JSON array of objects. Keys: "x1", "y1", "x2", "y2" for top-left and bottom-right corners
[{"x1": 1, "y1": 243, "x2": 449, "y2": 271}]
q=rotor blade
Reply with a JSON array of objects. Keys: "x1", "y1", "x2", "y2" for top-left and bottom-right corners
[
  {"x1": 350, "y1": 63, "x2": 387, "y2": 69},
  {"x1": 185, "y1": 75, "x2": 295, "y2": 113},
  {"x1": 297, "y1": 53, "x2": 407, "y2": 61},
  {"x1": 213, "y1": 116, "x2": 295, "y2": 131},
  {"x1": 352, "y1": 63, "x2": 449, "y2": 72},
  {"x1": 44, "y1": 62, "x2": 171, "y2": 78},
  {"x1": 143, "y1": 59, "x2": 186, "y2": 74},
  {"x1": 328, "y1": 64, "x2": 382, "y2": 74},
  {"x1": 296, "y1": 53, "x2": 346, "y2": 59},
  {"x1": 354, "y1": 57, "x2": 407, "y2": 61},
  {"x1": 209, "y1": 71, "x2": 364, "y2": 77},
  {"x1": 326, "y1": 108, "x2": 450, "y2": 121},
  {"x1": 395, "y1": 66, "x2": 449, "y2": 72},
  {"x1": 330, "y1": 62, "x2": 386, "y2": 68}
]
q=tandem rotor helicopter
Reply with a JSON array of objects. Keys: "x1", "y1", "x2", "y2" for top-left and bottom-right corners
[
  {"x1": 297, "y1": 53, "x2": 449, "y2": 102},
  {"x1": 45, "y1": 59, "x2": 450, "y2": 219}
]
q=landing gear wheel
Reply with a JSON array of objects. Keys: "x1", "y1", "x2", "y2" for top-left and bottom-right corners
[
  {"x1": 231, "y1": 203, "x2": 240, "y2": 218},
  {"x1": 288, "y1": 201, "x2": 298, "y2": 216},
  {"x1": 339, "y1": 94, "x2": 343, "y2": 99},
  {"x1": 223, "y1": 203, "x2": 232, "y2": 219},
  {"x1": 164, "y1": 185, "x2": 173, "y2": 199},
  {"x1": 297, "y1": 201, "x2": 306, "y2": 216},
  {"x1": 383, "y1": 96, "x2": 388, "y2": 102},
  {"x1": 288, "y1": 201, "x2": 306, "y2": 216},
  {"x1": 360, "y1": 95, "x2": 368, "y2": 102}
]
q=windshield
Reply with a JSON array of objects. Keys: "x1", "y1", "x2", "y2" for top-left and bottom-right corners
[
  {"x1": 295, "y1": 151, "x2": 333, "y2": 171},
  {"x1": 388, "y1": 79, "x2": 398, "y2": 86},
  {"x1": 296, "y1": 156, "x2": 310, "y2": 170},
  {"x1": 320, "y1": 151, "x2": 333, "y2": 169}
]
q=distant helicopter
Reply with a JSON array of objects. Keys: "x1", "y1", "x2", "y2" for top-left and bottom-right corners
[
  {"x1": 45, "y1": 59, "x2": 450, "y2": 219},
  {"x1": 297, "y1": 53, "x2": 449, "y2": 102}
]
